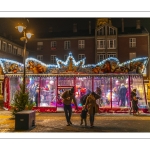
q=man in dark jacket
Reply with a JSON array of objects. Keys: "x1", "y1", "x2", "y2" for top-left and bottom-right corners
[{"x1": 61, "y1": 87, "x2": 78, "y2": 126}]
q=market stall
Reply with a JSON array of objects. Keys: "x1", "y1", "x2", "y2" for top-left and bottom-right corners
[{"x1": 0, "y1": 53, "x2": 149, "y2": 113}]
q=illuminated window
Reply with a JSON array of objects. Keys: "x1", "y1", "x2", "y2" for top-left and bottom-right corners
[
  {"x1": 64, "y1": 41, "x2": 71, "y2": 50},
  {"x1": 51, "y1": 41, "x2": 57, "y2": 50},
  {"x1": 107, "y1": 39, "x2": 116, "y2": 49},
  {"x1": 37, "y1": 42, "x2": 43, "y2": 51},
  {"x1": 78, "y1": 54, "x2": 85, "y2": 60},
  {"x1": 78, "y1": 40, "x2": 85, "y2": 49},
  {"x1": 129, "y1": 38, "x2": 136, "y2": 48},
  {"x1": 97, "y1": 40, "x2": 105, "y2": 49},
  {"x1": 50, "y1": 55, "x2": 56, "y2": 64},
  {"x1": 107, "y1": 53, "x2": 116, "y2": 58},
  {"x1": 129, "y1": 53, "x2": 136, "y2": 60},
  {"x1": 37, "y1": 55, "x2": 43, "y2": 61},
  {"x1": 8, "y1": 44, "x2": 12, "y2": 53},
  {"x1": 97, "y1": 53, "x2": 106, "y2": 62},
  {"x1": 2, "y1": 41, "x2": 7, "y2": 51}
]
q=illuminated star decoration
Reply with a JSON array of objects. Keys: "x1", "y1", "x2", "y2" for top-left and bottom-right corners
[{"x1": 56, "y1": 52, "x2": 85, "y2": 71}]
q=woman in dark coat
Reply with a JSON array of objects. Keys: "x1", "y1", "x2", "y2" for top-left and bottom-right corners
[{"x1": 84, "y1": 92, "x2": 100, "y2": 128}]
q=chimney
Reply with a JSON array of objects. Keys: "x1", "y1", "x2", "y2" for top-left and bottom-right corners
[
  {"x1": 89, "y1": 21, "x2": 91, "y2": 34},
  {"x1": 136, "y1": 20, "x2": 141, "y2": 29},
  {"x1": 122, "y1": 18, "x2": 124, "y2": 32},
  {"x1": 73, "y1": 23, "x2": 77, "y2": 32}
]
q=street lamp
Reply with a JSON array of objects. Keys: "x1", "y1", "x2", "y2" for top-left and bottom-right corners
[{"x1": 15, "y1": 23, "x2": 33, "y2": 94}]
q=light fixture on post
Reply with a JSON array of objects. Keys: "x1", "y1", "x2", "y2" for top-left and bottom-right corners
[{"x1": 15, "y1": 23, "x2": 33, "y2": 94}]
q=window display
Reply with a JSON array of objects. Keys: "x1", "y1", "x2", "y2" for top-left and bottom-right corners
[{"x1": 1, "y1": 53, "x2": 149, "y2": 113}]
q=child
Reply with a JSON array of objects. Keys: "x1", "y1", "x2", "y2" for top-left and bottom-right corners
[{"x1": 80, "y1": 105, "x2": 88, "y2": 126}]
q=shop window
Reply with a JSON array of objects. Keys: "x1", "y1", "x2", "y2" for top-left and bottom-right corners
[
  {"x1": 64, "y1": 41, "x2": 70, "y2": 50},
  {"x1": 78, "y1": 40, "x2": 85, "y2": 49},
  {"x1": 51, "y1": 41, "x2": 57, "y2": 50},
  {"x1": 37, "y1": 42, "x2": 43, "y2": 51},
  {"x1": 129, "y1": 38, "x2": 136, "y2": 48},
  {"x1": 78, "y1": 54, "x2": 85, "y2": 61},
  {"x1": 97, "y1": 40, "x2": 105, "y2": 49},
  {"x1": 37, "y1": 55, "x2": 43, "y2": 61}
]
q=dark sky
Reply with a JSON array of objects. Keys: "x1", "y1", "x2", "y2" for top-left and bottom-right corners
[{"x1": 0, "y1": 18, "x2": 150, "y2": 39}]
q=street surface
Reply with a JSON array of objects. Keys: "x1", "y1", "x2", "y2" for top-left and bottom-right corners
[{"x1": 1, "y1": 106, "x2": 150, "y2": 132}]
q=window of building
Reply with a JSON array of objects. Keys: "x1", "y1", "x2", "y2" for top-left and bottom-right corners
[
  {"x1": 97, "y1": 53, "x2": 106, "y2": 62},
  {"x1": 109, "y1": 27, "x2": 115, "y2": 35},
  {"x1": 2, "y1": 42, "x2": 7, "y2": 51},
  {"x1": 8, "y1": 44, "x2": 12, "y2": 53},
  {"x1": 129, "y1": 53, "x2": 136, "y2": 60},
  {"x1": 17, "y1": 48, "x2": 22, "y2": 56},
  {"x1": 97, "y1": 27, "x2": 104, "y2": 35},
  {"x1": 37, "y1": 42, "x2": 43, "y2": 51},
  {"x1": 0, "y1": 40, "x2": 1, "y2": 50},
  {"x1": 37, "y1": 55, "x2": 43, "y2": 61},
  {"x1": 51, "y1": 41, "x2": 57, "y2": 50},
  {"x1": 107, "y1": 53, "x2": 116, "y2": 58},
  {"x1": 129, "y1": 38, "x2": 136, "y2": 48},
  {"x1": 64, "y1": 41, "x2": 71, "y2": 50},
  {"x1": 50, "y1": 55, "x2": 56, "y2": 64},
  {"x1": 107, "y1": 39, "x2": 116, "y2": 49},
  {"x1": 64, "y1": 55, "x2": 68, "y2": 61},
  {"x1": 78, "y1": 40, "x2": 85, "y2": 49},
  {"x1": 12, "y1": 46, "x2": 17, "y2": 55},
  {"x1": 97, "y1": 40, "x2": 105, "y2": 49},
  {"x1": 78, "y1": 54, "x2": 85, "y2": 61}
]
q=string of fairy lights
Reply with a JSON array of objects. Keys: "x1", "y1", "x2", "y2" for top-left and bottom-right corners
[{"x1": 0, "y1": 52, "x2": 149, "y2": 75}]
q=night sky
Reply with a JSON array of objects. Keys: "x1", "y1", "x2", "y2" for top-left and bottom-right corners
[{"x1": 0, "y1": 18, "x2": 150, "y2": 39}]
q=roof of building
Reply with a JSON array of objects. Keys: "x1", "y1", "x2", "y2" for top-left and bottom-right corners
[{"x1": 117, "y1": 26, "x2": 149, "y2": 34}]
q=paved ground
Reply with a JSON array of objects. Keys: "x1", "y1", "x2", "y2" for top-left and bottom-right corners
[{"x1": 1, "y1": 105, "x2": 150, "y2": 132}]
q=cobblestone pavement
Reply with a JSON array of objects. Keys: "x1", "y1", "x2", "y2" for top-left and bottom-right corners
[{"x1": 1, "y1": 106, "x2": 150, "y2": 132}]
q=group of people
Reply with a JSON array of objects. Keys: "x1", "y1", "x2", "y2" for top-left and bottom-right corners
[
  {"x1": 61, "y1": 87, "x2": 100, "y2": 127},
  {"x1": 61, "y1": 85, "x2": 140, "y2": 128}
]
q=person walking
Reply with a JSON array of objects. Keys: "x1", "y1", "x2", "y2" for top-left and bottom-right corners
[
  {"x1": 61, "y1": 87, "x2": 78, "y2": 126},
  {"x1": 84, "y1": 92, "x2": 100, "y2": 128}
]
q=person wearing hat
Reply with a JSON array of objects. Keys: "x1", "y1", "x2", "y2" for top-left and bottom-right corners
[{"x1": 61, "y1": 87, "x2": 78, "y2": 126}]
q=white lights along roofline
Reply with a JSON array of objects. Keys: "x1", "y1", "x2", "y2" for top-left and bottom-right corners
[{"x1": 0, "y1": 58, "x2": 23, "y2": 74}]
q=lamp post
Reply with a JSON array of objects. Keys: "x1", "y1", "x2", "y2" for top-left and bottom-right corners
[{"x1": 15, "y1": 24, "x2": 33, "y2": 94}]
